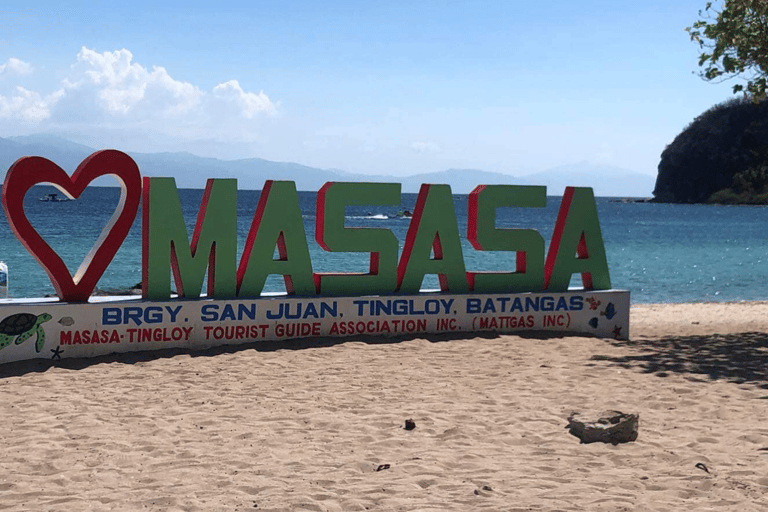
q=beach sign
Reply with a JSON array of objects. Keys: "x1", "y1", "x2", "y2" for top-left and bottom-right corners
[{"x1": 0, "y1": 150, "x2": 629, "y2": 364}]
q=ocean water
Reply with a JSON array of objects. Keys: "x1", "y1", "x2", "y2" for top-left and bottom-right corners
[{"x1": 2, "y1": 185, "x2": 768, "y2": 304}]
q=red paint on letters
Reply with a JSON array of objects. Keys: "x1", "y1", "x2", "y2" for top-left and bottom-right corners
[
  {"x1": 396, "y1": 184, "x2": 430, "y2": 289},
  {"x1": 2, "y1": 151, "x2": 141, "y2": 302},
  {"x1": 545, "y1": 187, "x2": 593, "y2": 289}
]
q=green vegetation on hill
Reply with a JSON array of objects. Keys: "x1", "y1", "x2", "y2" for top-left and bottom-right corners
[{"x1": 654, "y1": 97, "x2": 768, "y2": 203}]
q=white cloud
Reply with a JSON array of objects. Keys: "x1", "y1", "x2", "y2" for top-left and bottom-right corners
[
  {"x1": 0, "y1": 87, "x2": 61, "y2": 123},
  {"x1": 211, "y1": 80, "x2": 276, "y2": 118},
  {"x1": 0, "y1": 58, "x2": 33, "y2": 77},
  {"x1": 62, "y1": 47, "x2": 202, "y2": 118},
  {"x1": 0, "y1": 47, "x2": 276, "y2": 139},
  {"x1": 410, "y1": 141, "x2": 441, "y2": 153}
]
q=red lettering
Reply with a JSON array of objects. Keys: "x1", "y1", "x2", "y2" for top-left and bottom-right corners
[
  {"x1": 436, "y1": 318, "x2": 458, "y2": 331},
  {"x1": 59, "y1": 331, "x2": 72, "y2": 345},
  {"x1": 274, "y1": 322, "x2": 321, "y2": 338}
]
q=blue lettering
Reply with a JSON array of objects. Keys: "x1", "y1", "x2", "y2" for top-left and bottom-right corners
[
  {"x1": 408, "y1": 300, "x2": 424, "y2": 315},
  {"x1": 165, "y1": 305, "x2": 183, "y2": 322},
  {"x1": 467, "y1": 298, "x2": 481, "y2": 314},
  {"x1": 525, "y1": 297, "x2": 539, "y2": 312},
  {"x1": 482, "y1": 299, "x2": 496, "y2": 313},
  {"x1": 304, "y1": 302, "x2": 319, "y2": 319},
  {"x1": 144, "y1": 306, "x2": 163, "y2": 324},
  {"x1": 353, "y1": 300, "x2": 368, "y2": 316},
  {"x1": 569, "y1": 296, "x2": 584, "y2": 310},
  {"x1": 266, "y1": 304, "x2": 283, "y2": 320},
  {"x1": 284, "y1": 303, "x2": 301, "y2": 319},
  {"x1": 320, "y1": 301, "x2": 338, "y2": 318},
  {"x1": 102, "y1": 307, "x2": 122, "y2": 325},
  {"x1": 124, "y1": 307, "x2": 144, "y2": 326},
  {"x1": 201, "y1": 304, "x2": 219, "y2": 321},
  {"x1": 220, "y1": 304, "x2": 237, "y2": 321},
  {"x1": 238, "y1": 303, "x2": 257, "y2": 321},
  {"x1": 375, "y1": 300, "x2": 391, "y2": 316}
]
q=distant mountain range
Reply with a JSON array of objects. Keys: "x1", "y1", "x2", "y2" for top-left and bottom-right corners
[{"x1": 0, "y1": 135, "x2": 656, "y2": 197}]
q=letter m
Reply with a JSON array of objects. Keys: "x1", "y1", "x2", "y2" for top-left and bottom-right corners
[{"x1": 143, "y1": 177, "x2": 237, "y2": 299}]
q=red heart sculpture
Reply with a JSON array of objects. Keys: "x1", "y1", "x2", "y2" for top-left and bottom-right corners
[{"x1": 2, "y1": 150, "x2": 141, "y2": 302}]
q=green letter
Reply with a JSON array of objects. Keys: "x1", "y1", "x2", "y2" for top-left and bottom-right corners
[
  {"x1": 397, "y1": 184, "x2": 468, "y2": 294},
  {"x1": 544, "y1": 187, "x2": 611, "y2": 291},
  {"x1": 314, "y1": 182, "x2": 400, "y2": 296},
  {"x1": 237, "y1": 181, "x2": 315, "y2": 297},
  {"x1": 467, "y1": 185, "x2": 545, "y2": 293},
  {"x1": 143, "y1": 177, "x2": 237, "y2": 299}
]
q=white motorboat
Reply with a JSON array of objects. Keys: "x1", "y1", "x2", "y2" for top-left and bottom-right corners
[{"x1": 39, "y1": 193, "x2": 71, "y2": 202}]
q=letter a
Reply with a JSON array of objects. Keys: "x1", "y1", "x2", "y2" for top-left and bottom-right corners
[
  {"x1": 545, "y1": 187, "x2": 611, "y2": 291},
  {"x1": 397, "y1": 184, "x2": 468, "y2": 294},
  {"x1": 237, "y1": 181, "x2": 315, "y2": 297}
]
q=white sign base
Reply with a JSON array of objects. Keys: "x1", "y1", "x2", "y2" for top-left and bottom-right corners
[{"x1": 0, "y1": 290, "x2": 629, "y2": 365}]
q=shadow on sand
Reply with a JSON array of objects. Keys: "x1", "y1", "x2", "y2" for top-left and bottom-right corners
[
  {"x1": 0, "y1": 330, "x2": 504, "y2": 379},
  {"x1": 594, "y1": 332, "x2": 768, "y2": 389},
  {"x1": 8, "y1": 329, "x2": 767, "y2": 389}
]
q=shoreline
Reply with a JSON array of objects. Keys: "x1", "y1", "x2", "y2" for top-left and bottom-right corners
[
  {"x1": 0, "y1": 302, "x2": 767, "y2": 510},
  {"x1": 632, "y1": 302, "x2": 768, "y2": 338}
]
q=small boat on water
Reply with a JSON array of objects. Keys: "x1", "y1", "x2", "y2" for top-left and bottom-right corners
[{"x1": 39, "y1": 193, "x2": 71, "y2": 202}]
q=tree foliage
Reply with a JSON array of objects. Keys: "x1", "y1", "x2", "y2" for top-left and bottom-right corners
[{"x1": 687, "y1": 0, "x2": 768, "y2": 100}]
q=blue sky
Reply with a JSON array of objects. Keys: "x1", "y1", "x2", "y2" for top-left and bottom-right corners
[{"x1": 0, "y1": 1, "x2": 735, "y2": 193}]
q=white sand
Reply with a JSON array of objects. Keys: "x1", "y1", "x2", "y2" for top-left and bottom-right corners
[{"x1": 1, "y1": 303, "x2": 768, "y2": 511}]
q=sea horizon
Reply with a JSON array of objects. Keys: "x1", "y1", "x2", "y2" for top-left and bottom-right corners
[{"x1": 2, "y1": 186, "x2": 767, "y2": 304}]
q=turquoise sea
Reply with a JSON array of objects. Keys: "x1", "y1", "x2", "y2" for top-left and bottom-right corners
[{"x1": 2, "y1": 185, "x2": 768, "y2": 304}]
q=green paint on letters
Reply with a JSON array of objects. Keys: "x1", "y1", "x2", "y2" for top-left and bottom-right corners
[
  {"x1": 315, "y1": 182, "x2": 400, "y2": 296},
  {"x1": 469, "y1": 185, "x2": 545, "y2": 293},
  {"x1": 238, "y1": 181, "x2": 315, "y2": 297},
  {"x1": 145, "y1": 178, "x2": 237, "y2": 299},
  {"x1": 397, "y1": 184, "x2": 469, "y2": 294},
  {"x1": 545, "y1": 187, "x2": 611, "y2": 291}
]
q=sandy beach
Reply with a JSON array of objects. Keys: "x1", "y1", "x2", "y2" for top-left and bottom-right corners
[{"x1": 1, "y1": 302, "x2": 768, "y2": 511}]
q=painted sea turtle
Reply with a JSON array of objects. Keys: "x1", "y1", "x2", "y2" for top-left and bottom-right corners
[{"x1": 0, "y1": 312, "x2": 52, "y2": 352}]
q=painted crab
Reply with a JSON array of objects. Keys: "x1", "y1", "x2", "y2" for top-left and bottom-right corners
[{"x1": 0, "y1": 312, "x2": 52, "y2": 352}]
